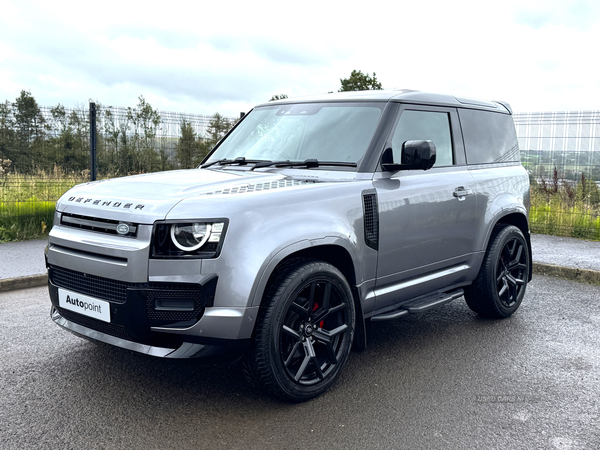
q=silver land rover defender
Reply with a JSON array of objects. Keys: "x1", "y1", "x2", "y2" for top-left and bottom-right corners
[{"x1": 47, "y1": 90, "x2": 532, "y2": 401}]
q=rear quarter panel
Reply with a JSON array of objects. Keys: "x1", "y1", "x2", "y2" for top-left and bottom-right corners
[{"x1": 468, "y1": 163, "x2": 530, "y2": 252}]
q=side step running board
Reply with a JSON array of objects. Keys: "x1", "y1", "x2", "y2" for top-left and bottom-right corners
[{"x1": 370, "y1": 289, "x2": 464, "y2": 322}]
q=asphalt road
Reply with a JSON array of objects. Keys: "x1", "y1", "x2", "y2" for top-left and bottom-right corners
[{"x1": 1, "y1": 276, "x2": 599, "y2": 450}]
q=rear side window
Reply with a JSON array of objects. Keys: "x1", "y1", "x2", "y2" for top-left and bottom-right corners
[
  {"x1": 459, "y1": 109, "x2": 520, "y2": 164},
  {"x1": 391, "y1": 110, "x2": 453, "y2": 167}
]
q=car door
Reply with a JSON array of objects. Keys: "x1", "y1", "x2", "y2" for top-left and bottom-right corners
[{"x1": 373, "y1": 104, "x2": 479, "y2": 311}]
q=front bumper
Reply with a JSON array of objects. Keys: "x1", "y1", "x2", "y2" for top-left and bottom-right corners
[
  {"x1": 51, "y1": 306, "x2": 229, "y2": 358},
  {"x1": 47, "y1": 266, "x2": 254, "y2": 360}
]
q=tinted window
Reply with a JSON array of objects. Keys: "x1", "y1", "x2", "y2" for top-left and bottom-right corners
[
  {"x1": 207, "y1": 103, "x2": 383, "y2": 164},
  {"x1": 459, "y1": 109, "x2": 520, "y2": 164},
  {"x1": 391, "y1": 110, "x2": 453, "y2": 167}
]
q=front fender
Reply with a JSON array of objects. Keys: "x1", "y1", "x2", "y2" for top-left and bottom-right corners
[
  {"x1": 248, "y1": 234, "x2": 360, "y2": 307},
  {"x1": 176, "y1": 181, "x2": 372, "y2": 310},
  {"x1": 202, "y1": 210, "x2": 362, "y2": 310}
]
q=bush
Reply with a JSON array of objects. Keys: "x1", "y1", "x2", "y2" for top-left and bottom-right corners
[
  {"x1": 0, "y1": 170, "x2": 85, "y2": 242},
  {"x1": 0, "y1": 199, "x2": 56, "y2": 241},
  {"x1": 531, "y1": 169, "x2": 600, "y2": 241}
]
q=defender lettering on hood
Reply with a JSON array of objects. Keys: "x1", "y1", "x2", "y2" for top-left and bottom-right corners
[{"x1": 67, "y1": 196, "x2": 146, "y2": 210}]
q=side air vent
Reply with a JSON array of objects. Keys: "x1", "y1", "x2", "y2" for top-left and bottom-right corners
[{"x1": 362, "y1": 191, "x2": 379, "y2": 250}]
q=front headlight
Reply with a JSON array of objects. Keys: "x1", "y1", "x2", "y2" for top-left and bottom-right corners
[
  {"x1": 152, "y1": 220, "x2": 228, "y2": 258},
  {"x1": 171, "y1": 223, "x2": 212, "y2": 251}
]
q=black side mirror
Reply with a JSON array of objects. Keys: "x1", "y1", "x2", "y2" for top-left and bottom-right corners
[
  {"x1": 402, "y1": 140, "x2": 436, "y2": 170},
  {"x1": 382, "y1": 140, "x2": 437, "y2": 172}
]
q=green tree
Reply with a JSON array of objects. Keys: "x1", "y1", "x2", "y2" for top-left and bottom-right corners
[
  {"x1": 197, "y1": 140, "x2": 210, "y2": 165},
  {"x1": 64, "y1": 105, "x2": 90, "y2": 172},
  {"x1": 195, "y1": 113, "x2": 234, "y2": 164},
  {"x1": 101, "y1": 107, "x2": 119, "y2": 175},
  {"x1": 0, "y1": 101, "x2": 15, "y2": 163},
  {"x1": 12, "y1": 90, "x2": 47, "y2": 171},
  {"x1": 49, "y1": 104, "x2": 74, "y2": 170},
  {"x1": 102, "y1": 106, "x2": 134, "y2": 176},
  {"x1": 269, "y1": 94, "x2": 288, "y2": 101},
  {"x1": 206, "y1": 112, "x2": 233, "y2": 146},
  {"x1": 176, "y1": 119, "x2": 199, "y2": 169},
  {"x1": 13, "y1": 90, "x2": 45, "y2": 145},
  {"x1": 338, "y1": 70, "x2": 383, "y2": 92},
  {"x1": 126, "y1": 96, "x2": 162, "y2": 173}
]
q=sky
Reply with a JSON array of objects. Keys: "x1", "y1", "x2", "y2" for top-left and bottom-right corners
[{"x1": 1, "y1": 0, "x2": 599, "y2": 117}]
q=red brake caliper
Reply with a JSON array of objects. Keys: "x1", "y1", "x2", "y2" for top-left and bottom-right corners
[{"x1": 312, "y1": 303, "x2": 324, "y2": 328}]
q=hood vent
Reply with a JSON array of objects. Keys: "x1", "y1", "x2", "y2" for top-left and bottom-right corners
[{"x1": 201, "y1": 179, "x2": 314, "y2": 196}]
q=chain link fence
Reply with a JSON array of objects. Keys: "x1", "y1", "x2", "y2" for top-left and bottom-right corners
[
  {"x1": 0, "y1": 100, "x2": 235, "y2": 240},
  {"x1": 1, "y1": 102, "x2": 600, "y2": 241},
  {"x1": 1, "y1": 103, "x2": 219, "y2": 175},
  {"x1": 515, "y1": 111, "x2": 600, "y2": 240}
]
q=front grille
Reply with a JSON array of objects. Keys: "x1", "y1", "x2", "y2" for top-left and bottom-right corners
[
  {"x1": 60, "y1": 213, "x2": 138, "y2": 238},
  {"x1": 50, "y1": 265, "x2": 134, "y2": 304}
]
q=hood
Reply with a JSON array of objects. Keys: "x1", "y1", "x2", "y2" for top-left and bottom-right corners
[{"x1": 57, "y1": 168, "x2": 294, "y2": 223}]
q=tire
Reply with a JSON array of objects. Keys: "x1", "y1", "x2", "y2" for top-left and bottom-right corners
[
  {"x1": 242, "y1": 258, "x2": 355, "y2": 402},
  {"x1": 464, "y1": 224, "x2": 530, "y2": 319}
]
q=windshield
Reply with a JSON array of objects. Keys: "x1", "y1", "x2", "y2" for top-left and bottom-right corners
[{"x1": 205, "y1": 102, "x2": 383, "y2": 166}]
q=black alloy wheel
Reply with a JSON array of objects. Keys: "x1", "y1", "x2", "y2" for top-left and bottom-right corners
[
  {"x1": 495, "y1": 233, "x2": 528, "y2": 308},
  {"x1": 465, "y1": 224, "x2": 530, "y2": 318},
  {"x1": 243, "y1": 258, "x2": 355, "y2": 402}
]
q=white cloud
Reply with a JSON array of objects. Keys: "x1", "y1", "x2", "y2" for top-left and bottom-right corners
[{"x1": 1, "y1": 0, "x2": 599, "y2": 115}]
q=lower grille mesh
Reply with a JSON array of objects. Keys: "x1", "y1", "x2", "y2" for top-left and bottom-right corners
[
  {"x1": 50, "y1": 265, "x2": 134, "y2": 304},
  {"x1": 146, "y1": 290, "x2": 204, "y2": 322},
  {"x1": 50, "y1": 265, "x2": 208, "y2": 326}
]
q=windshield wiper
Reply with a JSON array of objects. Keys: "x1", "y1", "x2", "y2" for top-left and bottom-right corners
[
  {"x1": 250, "y1": 159, "x2": 319, "y2": 171},
  {"x1": 315, "y1": 161, "x2": 357, "y2": 167},
  {"x1": 204, "y1": 157, "x2": 358, "y2": 170},
  {"x1": 201, "y1": 157, "x2": 265, "y2": 169},
  {"x1": 250, "y1": 159, "x2": 357, "y2": 171}
]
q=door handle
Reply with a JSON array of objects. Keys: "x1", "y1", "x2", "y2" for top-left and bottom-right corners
[{"x1": 453, "y1": 186, "x2": 471, "y2": 201}]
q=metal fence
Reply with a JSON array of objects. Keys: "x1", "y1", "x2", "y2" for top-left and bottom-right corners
[
  {"x1": 1, "y1": 104, "x2": 600, "y2": 241},
  {"x1": 515, "y1": 111, "x2": 600, "y2": 181},
  {"x1": 0, "y1": 101, "x2": 236, "y2": 240},
  {"x1": 515, "y1": 111, "x2": 600, "y2": 240},
  {"x1": 1, "y1": 103, "x2": 222, "y2": 175}
]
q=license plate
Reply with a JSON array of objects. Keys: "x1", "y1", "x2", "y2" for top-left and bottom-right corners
[{"x1": 58, "y1": 288, "x2": 111, "y2": 323}]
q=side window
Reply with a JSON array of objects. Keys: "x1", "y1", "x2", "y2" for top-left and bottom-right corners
[
  {"x1": 458, "y1": 109, "x2": 520, "y2": 164},
  {"x1": 391, "y1": 110, "x2": 453, "y2": 167}
]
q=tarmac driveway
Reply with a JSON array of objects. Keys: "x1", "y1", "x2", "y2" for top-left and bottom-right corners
[{"x1": 1, "y1": 275, "x2": 598, "y2": 450}]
